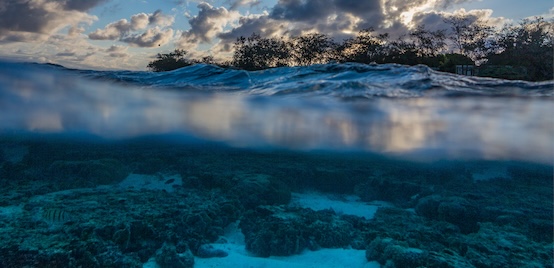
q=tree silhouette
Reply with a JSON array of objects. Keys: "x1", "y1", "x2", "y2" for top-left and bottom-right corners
[
  {"x1": 487, "y1": 17, "x2": 553, "y2": 80},
  {"x1": 292, "y1": 33, "x2": 336, "y2": 66},
  {"x1": 340, "y1": 28, "x2": 389, "y2": 63},
  {"x1": 444, "y1": 15, "x2": 495, "y2": 62},
  {"x1": 146, "y1": 18, "x2": 553, "y2": 81},
  {"x1": 232, "y1": 33, "x2": 291, "y2": 70},
  {"x1": 410, "y1": 25, "x2": 447, "y2": 57},
  {"x1": 147, "y1": 49, "x2": 194, "y2": 72}
]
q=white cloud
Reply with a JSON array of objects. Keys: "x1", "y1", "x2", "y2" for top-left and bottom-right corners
[
  {"x1": 122, "y1": 28, "x2": 175, "y2": 48},
  {"x1": 88, "y1": 10, "x2": 175, "y2": 47},
  {"x1": 177, "y1": 3, "x2": 240, "y2": 48},
  {"x1": 0, "y1": 0, "x2": 100, "y2": 43}
]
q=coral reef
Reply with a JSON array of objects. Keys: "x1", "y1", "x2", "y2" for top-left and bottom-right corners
[{"x1": 0, "y1": 139, "x2": 551, "y2": 267}]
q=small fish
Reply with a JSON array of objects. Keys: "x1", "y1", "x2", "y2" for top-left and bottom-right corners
[{"x1": 42, "y1": 208, "x2": 72, "y2": 224}]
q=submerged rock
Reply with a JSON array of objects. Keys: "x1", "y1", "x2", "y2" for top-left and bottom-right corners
[
  {"x1": 47, "y1": 158, "x2": 128, "y2": 188},
  {"x1": 155, "y1": 243, "x2": 194, "y2": 268},
  {"x1": 415, "y1": 195, "x2": 479, "y2": 233},
  {"x1": 355, "y1": 176, "x2": 424, "y2": 206},
  {"x1": 239, "y1": 206, "x2": 366, "y2": 257},
  {"x1": 366, "y1": 237, "x2": 428, "y2": 268},
  {"x1": 230, "y1": 173, "x2": 291, "y2": 209}
]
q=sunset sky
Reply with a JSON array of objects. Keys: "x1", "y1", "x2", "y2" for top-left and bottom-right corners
[{"x1": 0, "y1": 0, "x2": 551, "y2": 70}]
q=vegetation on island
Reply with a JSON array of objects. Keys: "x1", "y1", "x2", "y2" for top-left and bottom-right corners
[{"x1": 147, "y1": 16, "x2": 553, "y2": 81}]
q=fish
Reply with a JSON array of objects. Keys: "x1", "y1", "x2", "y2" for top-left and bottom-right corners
[{"x1": 41, "y1": 208, "x2": 72, "y2": 224}]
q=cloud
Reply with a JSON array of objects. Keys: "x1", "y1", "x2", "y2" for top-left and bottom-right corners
[
  {"x1": 68, "y1": 26, "x2": 86, "y2": 37},
  {"x1": 89, "y1": 10, "x2": 175, "y2": 47},
  {"x1": 228, "y1": 0, "x2": 262, "y2": 10},
  {"x1": 149, "y1": 10, "x2": 175, "y2": 27},
  {"x1": 0, "y1": 0, "x2": 103, "y2": 43},
  {"x1": 122, "y1": 28, "x2": 175, "y2": 48},
  {"x1": 213, "y1": 0, "x2": 507, "y2": 52},
  {"x1": 55, "y1": 50, "x2": 77, "y2": 57},
  {"x1": 435, "y1": 0, "x2": 478, "y2": 9},
  {"x1": 106, "y1": 45, "x2": 129, "y2": 58},
  {"x1": 411, "y1": 8, "x2": 506, "y2": 32},
  {"x1": 178, "y1": 3, "x2": 240, "y2": 48},
  {"x1": 215, "y1": 13, "x2": 286, "y2": 50}
]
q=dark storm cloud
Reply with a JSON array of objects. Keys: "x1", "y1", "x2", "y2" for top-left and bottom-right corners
[
  {"x1": 411, "y1": 9, "x2": 500, "y2": 33},
  {"x1": 333, "y1": 0, "x2": 382, "y2": 17},
  {"x1": 0, "y1": 0, "x2": 106, "y2": 40},
  {"x1": 215, "y1": 0, "x2": 483, "y2": 45},
  {"x1": 64, "y1": 0, "x2": 109, "y2": 11},
  {"x1": 270, "y1": 0, "x2": 333, "y2": 22},
  {"x1": 215, "y1": 0, "x2": 385, "y2": 49},
  {"x1": 268, "y1": 0, "x2": 385, "y2": 24},
  {"x1": 411, "y1": 11, "x2": 452, "y2": 32}
]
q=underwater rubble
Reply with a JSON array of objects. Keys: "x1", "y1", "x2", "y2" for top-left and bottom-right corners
[{"x1": 0, "y1": 139, "x2": 552, "y2": 267}]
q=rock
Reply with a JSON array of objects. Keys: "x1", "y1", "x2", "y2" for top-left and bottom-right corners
[
  {"x1": 366, "y1": 237, "x2": 428, "y2": 267},
  {"x1": 437, "y1": 197, "x2": 479, "y2": 234},
  {"x1": 155, "y1": 243, "x2": 194, "y2": 268},
  {"x1": 426, "y1": 250, "x2": 475, "y2": 268},
  {"x1": 47, "y1": 158, "x2": 128, "y2": 188},
  {"x1": 240, "y1": 207, "x2": 362, "y2": 257},
  {"x1": 366, "y1": 237, "x2": 395, "y2": 264},
  {"x1": 355, "y1": 176, "x2": 423, "y2": 206},
  {"x1": 416, "y1": 195, "x2": 479, "y2": 234},
  {"x1": 385, "y1": 245, "x2": 428, "y2": 267},
  {"x1": 415, "y1": 195, "x2": 441, "y2": 219},
  {"x1": 528, "y1": 219, "x2": 554, "y2": 242},
  {"x1": 231, "y1": 173, "x2": 291, "y2": 209}
]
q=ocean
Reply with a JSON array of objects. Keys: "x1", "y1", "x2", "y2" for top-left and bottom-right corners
[{"x1": 0, "y1": 60, "x2": 552, "y2": 267}]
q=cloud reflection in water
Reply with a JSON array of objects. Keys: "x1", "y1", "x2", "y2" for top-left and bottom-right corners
[{"x1": 0, "y1": 62, "x2": 552, "y2": 164}]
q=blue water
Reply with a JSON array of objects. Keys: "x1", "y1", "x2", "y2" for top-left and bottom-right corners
[
  {"x1": 1, "y1": 61, "x2": 552, "y2": 163},
  {"x1": 0, "y1": 60, "x2": 552, "y2": 267}
]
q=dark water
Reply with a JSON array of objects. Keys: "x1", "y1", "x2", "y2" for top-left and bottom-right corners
[{"x1": 0, "y1": 61, "x2": 552, "y2": 267}]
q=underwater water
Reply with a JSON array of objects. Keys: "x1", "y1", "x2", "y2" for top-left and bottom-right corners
[{"x1": 0, "y1": 60, "x2": 552, "y2": 267}]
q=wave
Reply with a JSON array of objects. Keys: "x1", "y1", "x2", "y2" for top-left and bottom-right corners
[
  {"x1": 0, "y1": 60, "x2": 552, "y2": 163},
  {"x1": 73, "y1": 62, "x2": 553, "y2": 99}
]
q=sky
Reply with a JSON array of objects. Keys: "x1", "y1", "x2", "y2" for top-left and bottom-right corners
[{"x1": 0, "y1": 0, "x2": 551, "y2": 70}]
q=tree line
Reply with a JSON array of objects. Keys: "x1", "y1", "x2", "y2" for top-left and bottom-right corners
[{"x1": 147, "y1": 16, "x2": 553, "y2": 81}]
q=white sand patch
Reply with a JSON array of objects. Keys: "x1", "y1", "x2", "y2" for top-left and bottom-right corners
[
  {"x1": 289, "y1": 192, "x2": 379, "y2": 219},
  {"x1": 118, "y1": 173, "x2": 182, "y2": 192},
  {"x1": 194, "y1": 244, "x2": 378, "y2": 268},
  {"x1": 192, "y1": 221, "x2": 379, "y2": 268}
]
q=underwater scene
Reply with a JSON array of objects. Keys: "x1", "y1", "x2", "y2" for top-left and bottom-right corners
[{"x1": 0, "y1": 61, "x2": 552, "y2": 268}]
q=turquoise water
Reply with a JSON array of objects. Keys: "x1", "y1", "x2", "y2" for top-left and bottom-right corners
[{"x1": 0, "y1": 61, "x2": 552, "y2": 267}]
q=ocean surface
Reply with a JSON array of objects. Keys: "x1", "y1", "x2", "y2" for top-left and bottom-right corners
[{"x1": 0, "y1": 60, "x2": 552, "y2": 267}]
